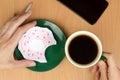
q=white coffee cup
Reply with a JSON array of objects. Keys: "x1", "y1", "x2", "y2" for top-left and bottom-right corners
[{"x1": 65, "y1": 31, "x2": 102, "y2": 68}]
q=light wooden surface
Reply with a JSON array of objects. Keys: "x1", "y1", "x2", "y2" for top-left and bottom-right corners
[{"x1": 0, "y1": 0, "x2": 120, "y2": 80}]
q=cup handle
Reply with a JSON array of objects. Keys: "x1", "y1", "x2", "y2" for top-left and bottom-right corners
[
  {"x1": 100, "y1": 51, "x2": 110, "y2": 62},
  {"x1": 100, "y1": 55, "x2": 107, "y2": 62}
]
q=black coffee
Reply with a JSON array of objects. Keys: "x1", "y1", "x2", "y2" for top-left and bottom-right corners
[{"x1": 69, "y1": 35, "x2": 98, "y2": 64}]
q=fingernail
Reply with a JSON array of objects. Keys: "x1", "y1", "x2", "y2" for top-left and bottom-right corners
[
  {"x1": 25, "y1": 2, "x2": 33, "y2": 13},
  {"x1": 25, "y1": 10, "x2": 32, "y2": 14},
  {"x1": 28, "y1": 10, "x2": 32, "y2": 13}
]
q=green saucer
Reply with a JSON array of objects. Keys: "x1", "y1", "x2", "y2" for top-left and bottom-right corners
[{"x1": 15, "y1": 19, "x2": 66, "y2": 72}]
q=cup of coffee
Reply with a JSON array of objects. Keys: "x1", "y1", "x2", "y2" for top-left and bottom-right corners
[{"x1": 65, "y1": 31, "x2": 104, "y2": 68}]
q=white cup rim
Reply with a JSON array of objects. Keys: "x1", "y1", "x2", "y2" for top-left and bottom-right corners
[{"x1": 65, "y1": 31, "x2": 102, "y2": 68}]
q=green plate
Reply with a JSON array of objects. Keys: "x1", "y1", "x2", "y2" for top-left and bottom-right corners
[{"x1": 15, "y1": 19, "x2": 66, "y2": 72}]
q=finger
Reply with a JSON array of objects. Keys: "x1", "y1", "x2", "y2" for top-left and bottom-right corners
[
  {"x1": 9, "y1": 21, "x2": 36, "y2": 48},
  {"x1": 0, "y1": 26, "x2": 7, "y2": 37},
  {"x1": 5, "y1": 11, "x2": 32, "y2": 39},
  {"x1": 12, "y1": 10, "x2": 31, "y2": 27},
  {"x1": 0, "y1": 21, "x2": 11, "y2": 37},
  {"x1": 0, "y1": 15, "x2": 21, "y2": 37},
  {"x1": 9, "y1": 2, "x2": 33, "y2": 22},
  {"x1": 11, "y1": 60, "x2": 36, "y2": 68},
  {"x1": 25, "y1": 2, "x2": 33, "y2": 13},
  {"x1": 10, "y1": 14, "x2": 21, "y2": 21},
  {"x1": 11, "y1": 2, "x2": 33, "y2": 20},
  {"x1": 92, "y1": 65, "x2": 98, "y2": 73},
  {"x1": 98, "y1": 60, "x2": 108, "y2": 80},
  {"x1": 7, "y1": 13, "x2": 19, "y2": 22},
  {"x1": 10, "y1": 2, "x2": 33, "y2": 22},
  {"x1": 92, "y1": 65, "x2": 100, "y2": 80},
  {"x1": 95, "y1": 70, "x2": 100, "y2": 80},
  {"x1": 12, "y1": 10, "x2": 32, "y2": 27}
]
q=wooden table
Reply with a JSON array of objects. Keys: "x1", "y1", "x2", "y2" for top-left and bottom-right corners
[{"x1": 0, "y1": 0, "x2": 120, "y2": 80}]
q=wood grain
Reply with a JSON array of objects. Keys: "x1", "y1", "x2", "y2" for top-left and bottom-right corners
[{"x1": 0, "y1": 0, "x2": 120, "y2": 80}]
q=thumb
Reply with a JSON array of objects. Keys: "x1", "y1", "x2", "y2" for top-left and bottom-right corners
[
  {"x1": 12, "y1": 60, "x2": 36, "y2": 68},
  {"x1": 98, "y1": 60, "x2": 108, "y2": 80}
]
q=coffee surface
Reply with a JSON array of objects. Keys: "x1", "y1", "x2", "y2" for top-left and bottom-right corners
[{"x1": 69, "y1": 35, "x2": 98, "y2": 64}]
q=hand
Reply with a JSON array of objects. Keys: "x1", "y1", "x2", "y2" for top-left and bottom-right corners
[
  {"x1": 92, "y1": 53, "x2": 120, "y2": 80},
  {"x1": 0, "y1": 10, "x2": 36, "y2": 70}
]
